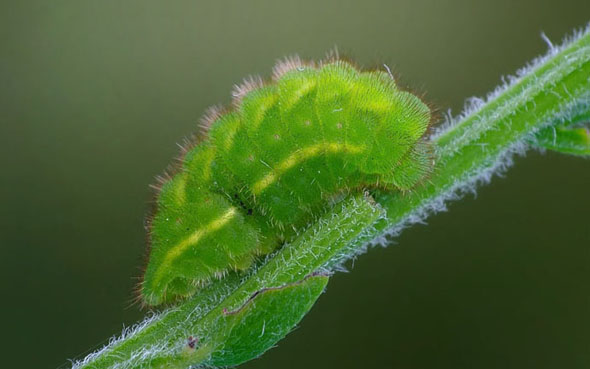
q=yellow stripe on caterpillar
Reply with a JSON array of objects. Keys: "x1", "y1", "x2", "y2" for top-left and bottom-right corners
[
  {"x1": 251, "y1": 142, "x2": 365, "y2": 194},
  {"x1": 152, "y1": 207, "x2": 238, "y2": 286}
]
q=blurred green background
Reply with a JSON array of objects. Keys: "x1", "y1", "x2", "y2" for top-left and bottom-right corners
[{"x1": 1, "y1": 1, "x2": 589, "y2": 368}]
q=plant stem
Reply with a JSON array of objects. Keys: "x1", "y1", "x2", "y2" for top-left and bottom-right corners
[{"x1": 374, "y1": 27, "x2": 590, "y2": 236}]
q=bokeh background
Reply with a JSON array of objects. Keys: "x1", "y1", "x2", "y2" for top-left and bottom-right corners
[{"x1": 1, "y1": 1, "x2": 589, "y2": 368}]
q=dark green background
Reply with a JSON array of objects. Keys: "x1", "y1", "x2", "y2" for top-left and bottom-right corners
[{"x1": 1, "y1": 1, "x2": 589, "y2": 368}]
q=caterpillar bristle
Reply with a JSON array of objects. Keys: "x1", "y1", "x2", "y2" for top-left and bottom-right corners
[
  {"x1": 231, "y1": 75, "x2": 265, "y2": 107},
  {"x1": 382, "y1": 63, "x2": 396, "y2": 82},
  {"x1": 175, "y1": 138, "x2": 196, "y2": 163},
  {"x1": 129, "y1": 279, "x2": 148, "y2": 310},
  {"x1": 151, "y1": 171, "x2": 174, "y2": 191},
  {"x1": 322, "y1": 46, "x2": 340, "y2": 65},
  {"x1": 271, "y1": 55, "x2": 315, "y2": 81},
  {"x1": 199, "y1": 104, "x2": 225, "y2": 136}
]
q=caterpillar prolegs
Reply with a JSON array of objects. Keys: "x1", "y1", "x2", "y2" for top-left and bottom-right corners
[{"x1": 142, "y1": 56, "x2": 432, "y2": 305}]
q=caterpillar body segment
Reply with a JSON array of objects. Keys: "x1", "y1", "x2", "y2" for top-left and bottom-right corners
[{"x1": 142, "y1": 58, "x2": 431, "y2": 305}]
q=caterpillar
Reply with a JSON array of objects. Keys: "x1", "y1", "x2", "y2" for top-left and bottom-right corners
[{"x1": 141, "y1": 55, "x2": 432, "y2": 306}]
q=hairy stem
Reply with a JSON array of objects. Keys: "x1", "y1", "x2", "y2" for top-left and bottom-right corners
[
  {"x1": 374, "y1": 27, "x2": 590, "y2": 236},
  {"x1": 76, "y1": 195, "x2": 384, "y2": 369},
  {"x1": 73, "y1": 27, "x2": 590, "y2": 369}
]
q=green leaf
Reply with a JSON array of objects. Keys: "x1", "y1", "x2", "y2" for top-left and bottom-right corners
[
  {"x1": 199, "y1": 274, "x2": 329, "y2": 367},
  {"x1": 531, "y1": 124, "x2": 590, "y2": 156}
]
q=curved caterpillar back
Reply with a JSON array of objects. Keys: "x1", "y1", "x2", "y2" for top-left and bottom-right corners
[{"x1": 142, "y1": 56, "x2": 432, "y2": 305}]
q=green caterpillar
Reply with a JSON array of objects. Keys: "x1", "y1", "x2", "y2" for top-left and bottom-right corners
[{"x1": 142, "y1": 56, "x2": 432, "y2": 306}]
